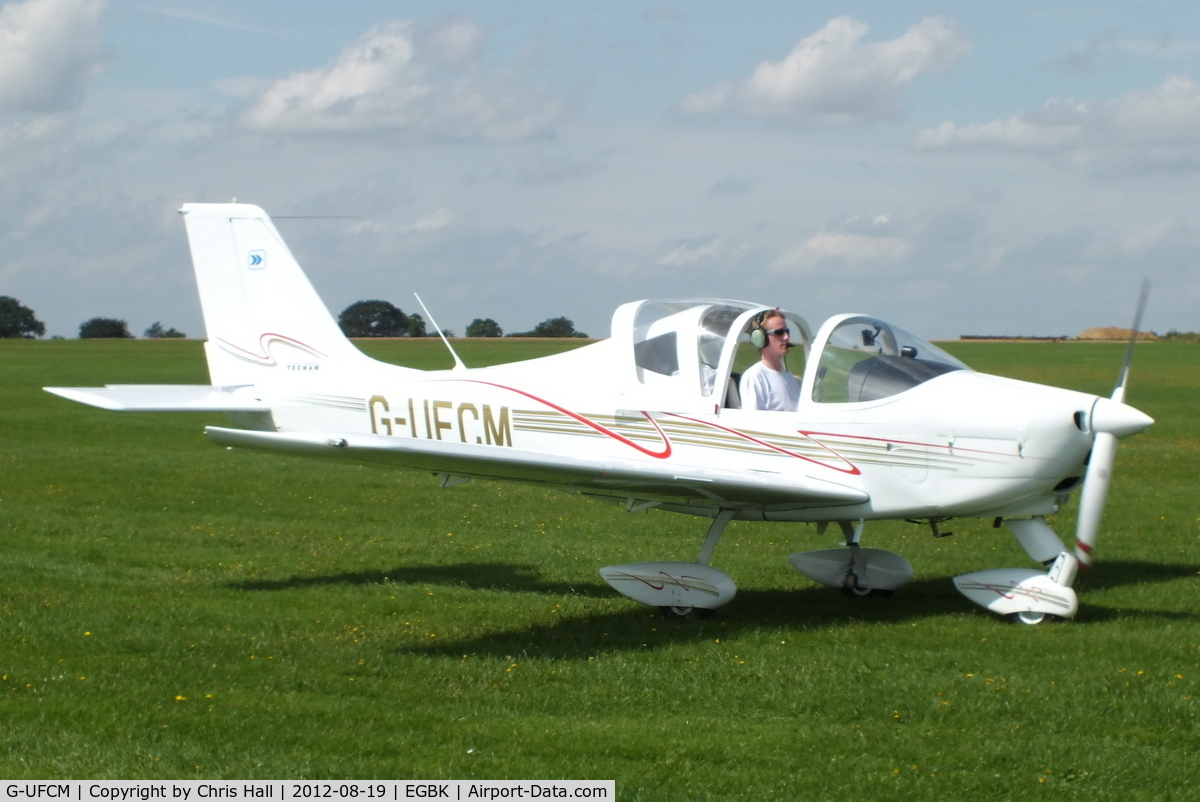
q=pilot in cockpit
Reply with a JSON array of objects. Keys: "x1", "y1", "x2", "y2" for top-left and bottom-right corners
[{"x1": 740, "y1": 309, "x2": 801, "y2": 411}]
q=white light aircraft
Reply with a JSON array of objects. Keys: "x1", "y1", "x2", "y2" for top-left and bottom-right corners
[{"x1": 47, "y1": 204, "x2": 1155, "y2": 624}]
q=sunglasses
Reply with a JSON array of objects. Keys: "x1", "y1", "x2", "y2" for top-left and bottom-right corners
[{"x1": 764, "y1": 327, "x2": 790, "y2": 337}]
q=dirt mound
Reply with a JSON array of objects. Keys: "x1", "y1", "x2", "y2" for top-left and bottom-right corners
[{"x1": 1077, "y1": 327, "x2": 1157, "y2": 341}]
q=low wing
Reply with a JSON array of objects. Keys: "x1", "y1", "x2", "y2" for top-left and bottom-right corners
[
  {"x1": 45, "y1": 385, "x2": 269, "y2": 412},
  {"x1": 205, "y1": 426, "x2": 868, "y2": 510}
]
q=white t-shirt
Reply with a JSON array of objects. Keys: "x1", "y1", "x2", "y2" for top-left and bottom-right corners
[{"x1": 739, "y1": 361, "x2": 801, "y2": 411}]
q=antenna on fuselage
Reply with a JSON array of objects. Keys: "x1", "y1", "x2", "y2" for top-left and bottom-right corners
[{"x1": 414, "y1": 293, "x2": 467, "y2": 371}]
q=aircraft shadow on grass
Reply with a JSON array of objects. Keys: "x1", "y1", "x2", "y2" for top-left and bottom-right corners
[
  {"x1": 230, "y1": 563, "x2": 611, "y2": 598},
  {"x1": 228, "y1": 558, "x2": 1198, "y2": 660},
  {"x1": 1069, "y1": 560, "x2": 1200, "y2": 623},
  {"x1": 1076, "y1": 559, "x2": 1199, "y2": 592}
]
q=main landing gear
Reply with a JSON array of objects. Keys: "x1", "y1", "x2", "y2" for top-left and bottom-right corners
[
  {"x1": 598, "y1": 510, "x2": 739, "y2": 615},
  {"x1": 789, "y1": 520, "x2": 914, "y2": 597},
  {"x1": 599, "y1": 514, "x2": 918, "y2": 615},
  {"x1": 597, "y1": 511, "x2": 739, "y2": 619}
]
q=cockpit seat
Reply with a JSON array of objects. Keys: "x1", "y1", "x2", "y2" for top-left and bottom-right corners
[{"x1": 724, "y1": 371, "x2": 742, "y2": 409}]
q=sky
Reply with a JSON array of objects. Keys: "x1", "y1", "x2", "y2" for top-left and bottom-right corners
[{"x1": 2, "y1": 0, "x2": 1199, "y2": 341}]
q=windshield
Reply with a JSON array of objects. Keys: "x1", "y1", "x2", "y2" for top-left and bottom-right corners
[{"x1": 811, "y1": 316, "x2": 969, "y2": 403}]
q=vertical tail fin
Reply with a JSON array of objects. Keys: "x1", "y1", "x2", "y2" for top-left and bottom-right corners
[{"x1": 181, "y1": 203, "x2": 369, "y2": 387}]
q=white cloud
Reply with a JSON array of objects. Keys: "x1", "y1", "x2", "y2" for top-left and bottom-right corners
[
  {"x1": 915, "y1": 116, "x2": 1081, "y2": 153},
  {"x1": 341, "y1": 206, "x2": 456, "y2": 244},
  {"x1": 658, "y1": 236, "x2": 722, "y2": 266},
  {"x1": 709, "y1": 174, "x2": 756, "y2": 196},
  {"x1": 1118, "y1": 37, "x2": 1200, "y2": 58},
  {"x1": 239, "y1": 18, "x2": 564, "y2": 141},
  {"x1": 0, "y1": 0, "x2": 106, "y2": 113},
  {"x1": 407, "y1": 207, "x2": 454, "y2": 233},
  {"x1": 915, "y1": 76, "x2": 1200, "y2": 170},
  {"x1": 145, "y1": 7, "x2": 262, "y2": 34},
  {"x1": 771, "y1": 230, "x2": 912, "y2": 274},
  {"x1": 517, "y1": 149, "x2": 612, "y2": 185},
  {"x1": 0, "y1": 111, "x2": 68, "y2": 146},
  {"x1": 1119, "y1": 218, "x2": 1194, "y2": 257},
  {"x1": 1058, "y1": 32, "x2": 1200, "y2": 73},
  {"x1": 679, "y1": 16, "x2": 969, "y2": 124}
]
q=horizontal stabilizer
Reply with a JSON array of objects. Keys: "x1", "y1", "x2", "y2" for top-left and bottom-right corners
[{"x1": 45, "y1": 385, "x2": 269, "y2": 412}]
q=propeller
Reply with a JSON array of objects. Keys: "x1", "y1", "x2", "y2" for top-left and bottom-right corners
[{"x1": 1074, "y1": 280, "x2": 1154, "y2": 567}]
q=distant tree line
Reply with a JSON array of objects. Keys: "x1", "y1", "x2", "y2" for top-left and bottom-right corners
[
  {"x1": 2, "y1": 294, "x2": 591, "y2": 340},
  {"x1": 505, "y1": 316, "x2": 588, "y2": 338},
  {"x1": 337, "y1": 300, "x2": 587, "y2": 339},
  {"x1": 1, "y1": 296, "x2": 190, "y2": 339},
  {"x1": 144, "y1": 321, "x2": 186, "y2": 339},
  {"x1": 74, "y1": 318, "x2": 188, "y2": 339}
]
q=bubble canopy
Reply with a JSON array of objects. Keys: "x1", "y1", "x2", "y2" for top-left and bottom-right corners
[{"x1": 609, "y1": 300, "x2": 969, "y2": 410}]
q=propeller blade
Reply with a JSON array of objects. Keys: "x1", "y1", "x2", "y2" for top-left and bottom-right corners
[
  {"x1": 1074, "y1": 431, "x2": 1116, "y2": 567},
  {"x1": 1112, "y1": 278, "x2": 1150, "y2": 404},
  {"x1": 1074, "y1": 278, "x2": 1152, "y2": 567}
]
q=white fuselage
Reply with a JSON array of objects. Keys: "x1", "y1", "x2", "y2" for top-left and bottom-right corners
[{"x1": 252, "y1": 339, "x2": 1098, "y2": 526}]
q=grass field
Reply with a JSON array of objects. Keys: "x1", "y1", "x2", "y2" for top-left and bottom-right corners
[{"x1": 2, "y1": 337, "x2": 1198, "y2": 798}]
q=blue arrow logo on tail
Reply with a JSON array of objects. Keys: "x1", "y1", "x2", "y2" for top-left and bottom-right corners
[{"x1": 248, "y1": 250, "x2": 266, "y2": 269}]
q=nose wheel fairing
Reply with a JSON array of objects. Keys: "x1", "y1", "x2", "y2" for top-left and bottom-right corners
[
  {"x1": 953, "y1": 567, "x2": 1079, "y2": 623},
  {"x1": 954, "y1": 517, "x2": 1081, "y2": 623}
]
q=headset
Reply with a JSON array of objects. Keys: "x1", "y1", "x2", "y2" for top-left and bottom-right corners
[{"x1": 749, "y1": 308, "x2": 781, "y2": 350}]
